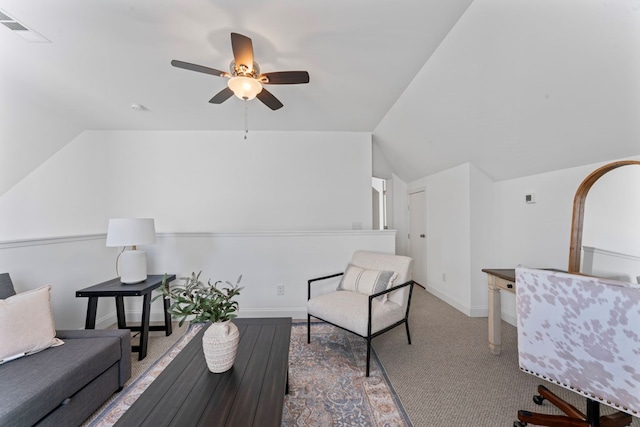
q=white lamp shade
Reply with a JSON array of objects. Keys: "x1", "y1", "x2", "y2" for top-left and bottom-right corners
[{"x1": 106, "y1": 218, "x2": 156, "y2": 247}]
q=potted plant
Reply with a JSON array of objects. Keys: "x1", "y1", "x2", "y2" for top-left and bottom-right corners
[{"x1": 155, "y1": 271, "x2": 243, "y2": 373}]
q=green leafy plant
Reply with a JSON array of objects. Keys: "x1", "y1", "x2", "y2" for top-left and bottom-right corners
[{"x1": 153, "y1": 271, "x2": 242, "y2": 327}]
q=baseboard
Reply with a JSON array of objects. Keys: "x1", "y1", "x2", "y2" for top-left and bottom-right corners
[
  {"x1": 425, "y1": 286, "x2": 517, "y2": 326},
  {"x1": 424, "y1": 285, "x2": 471, "y2": 316},
  {"x1": 94, "y1": 308, "x2": 174, "y2": 329},
  {"x1": 500, "y1": 310, "x2": 516, "y2": 327}
]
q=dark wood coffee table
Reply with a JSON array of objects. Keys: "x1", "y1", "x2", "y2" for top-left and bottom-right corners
[{"x1": 115, "y1": 317, "x2": 292, "y2": 427}]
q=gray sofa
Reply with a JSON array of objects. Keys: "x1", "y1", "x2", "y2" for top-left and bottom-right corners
[{"x1": 0, "y1": 273, "x2": 132, "y2": 427}]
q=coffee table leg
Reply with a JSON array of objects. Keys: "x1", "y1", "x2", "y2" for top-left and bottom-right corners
[
  {"x1": 84, "y1": 297, "x2": 98, "y2": 329},
  {"x1": 138, "y1": 293, "x2": 152, "y2": 360}
]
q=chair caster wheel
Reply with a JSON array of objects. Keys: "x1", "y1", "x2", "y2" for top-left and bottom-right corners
[
  {"x1": 514, "y1": 421, "x2": 527, "y2": 427},
  {"x1": 533, "y1": 395, "x2": 545, "y2": 405}
]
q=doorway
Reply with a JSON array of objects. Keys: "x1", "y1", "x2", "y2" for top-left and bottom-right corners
[
  {"x1": 372, "y1": 177, "x2": 387, "y2": 230},
  {"x1": 408, "y1": 190, "x2": 427, "y2": 287}
]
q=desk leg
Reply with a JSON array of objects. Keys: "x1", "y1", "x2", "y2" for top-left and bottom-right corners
[
  {"x1": 84, "y1": 297, "x2": 98, "y2": 329},
  {"x1": 488, "y1": 280, "x2": 502, "y2": 355},
  {"x1": 115, "y1": 296, "x2": 127, "y2": 329},
  {"x1": 138, "y1": 293, "x2": 152, "y2": 361},
  {"x1": 163, "y1": 295, "x2": 172, "y2": 336}
]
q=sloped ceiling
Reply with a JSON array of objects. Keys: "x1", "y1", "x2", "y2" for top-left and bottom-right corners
[
  {"x1": 1, "y1": 0, "x2": 639, "y2": 195},
  {"x1": 375, "y1": 0, "x2": 640, "y2": 182},
  {"x1": 0, "y1": 0, "x2": 473, "y2": 195}
]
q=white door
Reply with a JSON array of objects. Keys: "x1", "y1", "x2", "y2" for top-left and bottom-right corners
[{"x1": 408, "y1": 190, "x2": 427, "y2": 287}]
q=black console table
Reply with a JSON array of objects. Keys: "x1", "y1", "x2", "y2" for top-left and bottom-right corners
[{"x1": 76, "y1": 274, "x2": 175, "y2": 360}]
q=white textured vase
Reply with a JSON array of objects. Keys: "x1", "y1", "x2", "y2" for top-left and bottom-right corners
[{"x1": 202, "y1": 320, "x2": 240, "y2": 373}]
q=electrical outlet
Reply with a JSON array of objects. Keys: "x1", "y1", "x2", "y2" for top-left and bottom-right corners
[
  {"x1": 442, "y1": 273, "x2": 447, "y2": 282},
  {"x1": 277, "y1": 284, "x2": 285, "y2": 296}
]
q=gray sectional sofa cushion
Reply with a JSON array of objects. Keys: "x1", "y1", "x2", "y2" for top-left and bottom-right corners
[
  {"x1": 0, "y1": 274, "x2": 132, "y2": 426},
  {"x1": 0, "y1": 273, "x2": 15, "y2": 299}
]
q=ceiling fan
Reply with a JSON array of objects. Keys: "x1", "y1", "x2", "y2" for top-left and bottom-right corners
[{"x1": 171, "y1": 32, "x2": 310, "y2": 111}]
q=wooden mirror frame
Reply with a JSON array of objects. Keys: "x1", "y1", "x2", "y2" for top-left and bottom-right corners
[{"x1": 568, "y1": 160, "x2": 640, "y2": 273}]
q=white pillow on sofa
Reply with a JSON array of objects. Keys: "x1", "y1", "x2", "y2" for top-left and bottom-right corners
[
  {"x1": 338, "y1": 264, "x2": 398, "y2": 296},
  {"x1": 0, "y1": 285, "x2": 63, "y2": 364}
]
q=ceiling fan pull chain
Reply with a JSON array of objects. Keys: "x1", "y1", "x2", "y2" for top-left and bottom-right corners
[{"x1": 244, "y1": 99, "x2": 249, "y2": 140}]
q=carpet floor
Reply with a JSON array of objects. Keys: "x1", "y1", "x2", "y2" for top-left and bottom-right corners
[{"x1": 374, "y1": 287, "x2": 640, "y2": 426}]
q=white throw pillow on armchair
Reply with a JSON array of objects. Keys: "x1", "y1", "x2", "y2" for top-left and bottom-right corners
[
  {"x1": 337, "y1": 264, "x2": 398, "y2": 295},
  {"x1": 0, "y1": 285, "x2": 63, "y2": 363}
]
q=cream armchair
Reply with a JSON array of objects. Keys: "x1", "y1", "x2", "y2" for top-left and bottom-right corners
[{"x1": 307, "y1": 250, "x2": 414, "y2": 376}]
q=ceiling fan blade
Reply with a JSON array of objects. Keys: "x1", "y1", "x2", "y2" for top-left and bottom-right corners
[
  {"x1": 230, "y1": 32, "x2": 254, "y2": 71},
  {"x1": 256, "y1": 88, "x2": 283, "y2": 110},
  {"x1": 259, "y1": 71, "x2": 310, "y2": 85},
  {"x1": 171, "y1": 60, "x2": 228, "y2": 77},
  {"x1": 209, "y1": 87, "x2": 234, "y2": 104}
]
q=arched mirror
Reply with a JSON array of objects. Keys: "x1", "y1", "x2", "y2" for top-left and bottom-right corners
[{"x1": 568, "y1": 160, "x2": 640, "y2": 283}]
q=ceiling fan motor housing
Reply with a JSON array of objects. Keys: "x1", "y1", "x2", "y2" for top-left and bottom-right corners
[{"x1": 230, "y1": 60, "x2": 260, "y2": 78}]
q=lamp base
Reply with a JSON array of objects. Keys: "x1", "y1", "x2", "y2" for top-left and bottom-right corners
[{"x1": 119, "y1": 250, "x2": 148, "y2": 284}]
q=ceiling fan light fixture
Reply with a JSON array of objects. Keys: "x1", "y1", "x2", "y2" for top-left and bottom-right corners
[{"x1": 227, "y1": 76, "x2": 262, "y2": 100}]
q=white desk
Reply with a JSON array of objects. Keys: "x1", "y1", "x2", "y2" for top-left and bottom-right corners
[{"x1": 482, "y1": 268, "x2": 516, "y2": 355}]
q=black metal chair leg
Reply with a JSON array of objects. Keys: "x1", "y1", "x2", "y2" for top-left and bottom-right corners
[
  {"x1": 405, "y1": 320, "x2": 412, "y2": 345},
  {"x1": 366, "y1": 337, "x2": 371, "y2": 377},
  {"x1": 307, "y1": 314, "x2": 311, "y2": 344}
]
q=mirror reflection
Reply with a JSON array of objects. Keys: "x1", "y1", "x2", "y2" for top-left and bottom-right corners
[{"x1": 581, "y1": 165, "x2": 640, "y2": 283}]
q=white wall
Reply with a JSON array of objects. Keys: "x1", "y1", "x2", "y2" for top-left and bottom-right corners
[
  {"x1": 390, "y1": 173, "x2": 408, "y2": 256},
  {"x1": 0, "y1": 130, "x2": 373, "y2": 240},
  {"x1": 469, "y1": 163, "x2": 494, "y2": 315},
  {"x1": 0, "y1": 77, "x2": 84, "y2": 197},
  {"x1": 0, "y1": 131, "x2": 111, "y2": 240},
  {"x1": 0, "y1": 236, "x2": 114, "y2": 330},
  {"x1": 582, "y1": 164, "x2": 640, "y2": 257},
  {"x1": 0, "y1": 231, "x2": 396, "y2": 329},
  {"x1": 0, "y1": 129, "x2": 383, "y2": 328},
  {"x1": 399, "y1": 156, "x2": 640, "y2": 324},
  {"x1": 493, "y1": 155, "x2": 640, "y2": 322},
  {"x1": 414, "y1": 164, "x2": 473, "y2": 313}
]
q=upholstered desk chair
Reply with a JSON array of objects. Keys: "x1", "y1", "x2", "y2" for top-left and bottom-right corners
[
  {"x1": 307, "y1": 250, "x2": 414, "y2": 376},
  {"x1": 514, "y1": 268, "x2": 639, "y2": 427}
]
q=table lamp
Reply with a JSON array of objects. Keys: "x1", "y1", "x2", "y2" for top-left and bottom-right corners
[{"x1": 106, "y1": 218, "x2": 156, "y2": 284}]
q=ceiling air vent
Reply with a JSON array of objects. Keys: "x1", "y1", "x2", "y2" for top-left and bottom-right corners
[
  {"x1": 0, "y1": 8, "x2": 50, "y2": 43},
  {"x1": 3, "y1": 22, "x2": 28, "y2": 31}
]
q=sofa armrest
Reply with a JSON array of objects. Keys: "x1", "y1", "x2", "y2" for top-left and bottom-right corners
[
  {"x1": 56, "y1": 329, "x2": 131, "y2": 387},
  {"x1": 307, "y1": 272, "x2": 344, "y2": 300}
]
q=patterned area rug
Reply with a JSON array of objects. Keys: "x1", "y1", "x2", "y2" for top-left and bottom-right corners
[
  {"x1": 285, "y1": 322, "x2": 412, "y2": 426},
  {"x1": 88, "y1": 322, "x2": 412, "y2": 426}
]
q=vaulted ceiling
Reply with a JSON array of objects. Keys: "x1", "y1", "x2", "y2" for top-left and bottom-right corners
[{"x1": 1, "y1": 0, "x2": 639, "y2": 194}]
